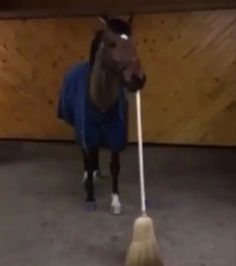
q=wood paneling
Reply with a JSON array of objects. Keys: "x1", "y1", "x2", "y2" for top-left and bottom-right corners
[
  {"x1": 0, "y1": 10, "x2": 236, "y2": 145},
  {"x1": 1, "y1": 0, "x2": 236, "y2": 19}
]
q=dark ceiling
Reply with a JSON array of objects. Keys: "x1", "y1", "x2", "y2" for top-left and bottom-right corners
[{"x1": 0, "y1": 0, "x2": 236, "y2": 18}]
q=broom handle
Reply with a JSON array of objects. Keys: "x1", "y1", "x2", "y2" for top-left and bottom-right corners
[{"x1": 135, "y1": 90, "x2": 147, "y2": 216}]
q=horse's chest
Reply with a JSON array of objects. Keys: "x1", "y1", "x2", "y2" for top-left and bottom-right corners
[
  {"x1": 89, "y1": 74, "x2": 119, "y2": 112},
  {"x1": 86, "y1": 97, "x2": 120, "y2": 124}
]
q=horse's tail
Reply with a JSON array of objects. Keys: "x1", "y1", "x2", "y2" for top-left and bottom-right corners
[
  {"x1": 57, "y1": 69, "x2": 76, "y2": 126},
  {"x1": 57, "y1": 87, "x2": 67, "y2": 121}
]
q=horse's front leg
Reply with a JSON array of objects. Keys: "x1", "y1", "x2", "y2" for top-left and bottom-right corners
[
  {"x1": 82, "y1": 148, "x2": 100, "y2": 184},
  {"x1": 83, "y1": 148, "x2": 97, "y2": 211},
  {"x1": 110, "y1": 152, "x2": 122, "y2": 215}
]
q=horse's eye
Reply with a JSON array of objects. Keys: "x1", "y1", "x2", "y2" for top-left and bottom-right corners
[{"x1": 109, "y1": 42, "x2": 116, "y2": 48}]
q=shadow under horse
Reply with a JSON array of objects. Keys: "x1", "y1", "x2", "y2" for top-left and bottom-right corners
[{"x1": 57, "y1": 15, "x2": 146, "y2": 214}]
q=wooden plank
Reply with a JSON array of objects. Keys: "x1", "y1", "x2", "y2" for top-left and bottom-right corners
[
  {"x1": 0, "y1": 0, "x2": 236, "y2": 19},
  {"x1": 0, "y1": 10, "x2": 236, "y2": 145}
]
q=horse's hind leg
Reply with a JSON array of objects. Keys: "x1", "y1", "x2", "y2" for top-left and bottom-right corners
[
  {"x1": 110, "y1": 152, "x2": 122, "y2": 215},
  {"x1": 83, "y1": 148, "x2": 97, "y2": 211}
]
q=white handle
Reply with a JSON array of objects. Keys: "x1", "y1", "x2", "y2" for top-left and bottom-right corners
[{"x1": 135, "y1": 91, "x2": 146, "y2": 215}]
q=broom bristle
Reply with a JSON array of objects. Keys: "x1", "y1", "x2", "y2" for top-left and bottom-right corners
[{"x1": 125, "y1": 216, "x2": 164, "y2": 266}]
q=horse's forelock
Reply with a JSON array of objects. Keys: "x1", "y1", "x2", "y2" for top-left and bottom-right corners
[{"x1": 107, "y1": 18, "x2": 131, "y2": 36}]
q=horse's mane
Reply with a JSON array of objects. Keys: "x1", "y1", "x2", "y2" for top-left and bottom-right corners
[
  {"x1": 89, "y1": 18, "x2": 132, "y2": 67},
  {"x1": 89, "y1": 30, "x2": 103, "y2": 66}
]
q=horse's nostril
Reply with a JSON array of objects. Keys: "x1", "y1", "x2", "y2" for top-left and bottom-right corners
[{"x1": 131, "y1": 74, "x2": 142, "y2": 82}]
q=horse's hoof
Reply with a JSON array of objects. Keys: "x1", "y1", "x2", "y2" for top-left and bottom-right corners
[{"x1": 85, "y1": 201, "x2": 97, "y2": 212}]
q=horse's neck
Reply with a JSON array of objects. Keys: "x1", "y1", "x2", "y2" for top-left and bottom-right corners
[{"x1": 89, "y1": 51, "x2": 119, "y2": 112}]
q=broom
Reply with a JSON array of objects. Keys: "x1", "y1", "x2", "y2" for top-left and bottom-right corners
[{"x1": 125, "y1": 91, "x2": 164, "y2": 266}]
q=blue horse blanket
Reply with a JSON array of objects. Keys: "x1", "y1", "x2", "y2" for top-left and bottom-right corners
[{"x1": 57, "y1": 62, "x2": 129, "y2": 152}]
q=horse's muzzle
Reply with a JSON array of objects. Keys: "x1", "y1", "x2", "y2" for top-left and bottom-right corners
[{"x1": 125, "y1": 74, "x2": 146, "y2": 93}]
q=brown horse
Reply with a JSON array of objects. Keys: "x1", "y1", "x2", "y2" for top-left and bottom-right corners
[{"x1": 58, "y1": 15, "x2": 146, "y2": 214}]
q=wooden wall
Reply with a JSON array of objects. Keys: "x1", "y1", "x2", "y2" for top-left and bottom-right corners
[{"x1": 0, "y1": 10, "x2": 236, "y2": 145}]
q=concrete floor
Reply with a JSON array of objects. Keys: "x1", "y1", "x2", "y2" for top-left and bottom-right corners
[{"x1": 0, "y1": 142, "x2": 236, "y2": 266}]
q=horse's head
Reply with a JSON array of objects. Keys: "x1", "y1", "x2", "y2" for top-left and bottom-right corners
[{"x1": 97, "y1": 15, "x2": 146, "y2": 92}]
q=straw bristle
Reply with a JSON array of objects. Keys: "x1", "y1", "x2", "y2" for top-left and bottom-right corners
[{"x1": 125, "y1": 216, "x2": 164, "y2": 266}]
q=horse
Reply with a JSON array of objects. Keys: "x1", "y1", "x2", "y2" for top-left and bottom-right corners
[{"x1": 57, "y1": 15, "x2": 146, "y2": 214}]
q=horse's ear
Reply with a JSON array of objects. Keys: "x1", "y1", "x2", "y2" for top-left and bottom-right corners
[
  {"x1": 127, "y1": 13, "x2": 134, "y2": 26},
  {"x1": 98, "y1": 15, "x2": 109, "y2": 25}
]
